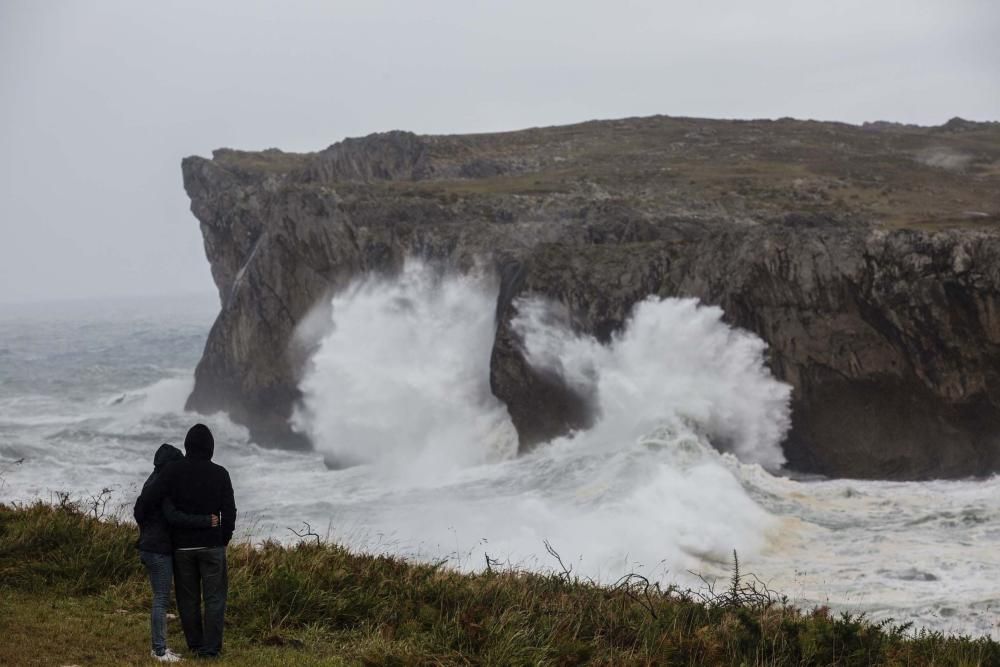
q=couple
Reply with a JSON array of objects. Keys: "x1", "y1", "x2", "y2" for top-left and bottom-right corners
[{"x1": 133, "y1": 424, "x2": 237, "y2": 662}]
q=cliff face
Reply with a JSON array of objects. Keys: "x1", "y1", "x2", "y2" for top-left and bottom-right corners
[{"x1": 181, "y1": 115, "x2": 1000, "y2": 479}]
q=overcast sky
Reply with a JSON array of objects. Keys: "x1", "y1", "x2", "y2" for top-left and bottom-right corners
[{"x1": 1, "y1": 1, "x2": 997, "y2": 303}]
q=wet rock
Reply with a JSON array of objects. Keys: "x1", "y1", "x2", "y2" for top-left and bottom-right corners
[{"x1": 886, "y1": 568, "x2": 939, "y2": 582}]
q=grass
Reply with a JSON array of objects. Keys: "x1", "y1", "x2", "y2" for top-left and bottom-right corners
[
  {"x1": 210, "y1": 148, "x2": 312, "y2": 175},
  {"x1": 1, "y1": 501, "x2": 998, "y2": 666}
]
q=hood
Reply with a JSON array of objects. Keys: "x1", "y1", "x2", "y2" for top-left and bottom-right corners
[
  {"x1": 153, "y1": 443, "x2": 184, "y2": 470},
  {"x1": 184, "y1": 423, "x2": 215, "y2": 460}
]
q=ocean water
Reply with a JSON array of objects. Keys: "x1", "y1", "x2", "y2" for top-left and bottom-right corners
[{"x1": 1, "y1": 271, "x2": 998, "y2": 639}]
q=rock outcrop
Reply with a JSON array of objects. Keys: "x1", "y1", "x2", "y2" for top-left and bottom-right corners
[{"x1": 182, "y1": 115, "x2": 1000, "y2": 479}]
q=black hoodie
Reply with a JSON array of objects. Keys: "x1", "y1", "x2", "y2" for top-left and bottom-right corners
[
  {"x1": 133, "y1": 444, "x2": 214, "y2": 554},
  {"x1": 136, "y1": 425, "x2": 237, "y2": 548}
]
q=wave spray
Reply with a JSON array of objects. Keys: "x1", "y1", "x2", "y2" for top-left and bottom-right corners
[{"x1": 292, "y1": 261, "x2": 790, "y2": 577}]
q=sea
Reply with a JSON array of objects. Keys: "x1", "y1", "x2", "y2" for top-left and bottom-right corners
[{"x1": 1, "y1": 263, "x2": 998, "y2": 639}]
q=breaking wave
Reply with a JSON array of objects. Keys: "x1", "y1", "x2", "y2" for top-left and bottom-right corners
[
  {"x1": 291, "y1": 260, "x2": 790, "y2": 572},
  {"x1": 511, "y1": 295, "x2": 790, "y2": 470},
  {"x1": 292, "y1": 263, "x2": 519, "y2": 477}
]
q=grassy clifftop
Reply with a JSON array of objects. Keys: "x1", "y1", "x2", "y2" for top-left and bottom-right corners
[
  {"x1": 1, "y1": 502, "x2": 997, "y2": 666},
  {"x1": 200, "y1": 115, "x2": 1000, "y2": 231}
]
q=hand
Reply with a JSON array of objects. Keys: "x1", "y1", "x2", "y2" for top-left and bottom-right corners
[{"x1": 211, "y1": 514, "x2": 220, "y2": 527}]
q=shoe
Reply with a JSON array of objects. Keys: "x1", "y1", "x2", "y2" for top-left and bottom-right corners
[{"x1": 151, "y1": 648, "x2": 183, "y2": 662}]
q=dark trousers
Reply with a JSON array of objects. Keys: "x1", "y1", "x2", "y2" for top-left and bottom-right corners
[
  {"x1": 139, "y1": 551, "x2": 173, "y2": 655},
  {"x1": 173, "y1": 547, "x2": 228, "y2": 656}
]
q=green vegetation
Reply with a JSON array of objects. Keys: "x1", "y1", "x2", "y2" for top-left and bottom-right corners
[
  {"x1": 1, "y1": 501, "x2": 997, "y2": 666},
  {"x1": 210, "y1": 147, "x2": 312, "y2": 175}
]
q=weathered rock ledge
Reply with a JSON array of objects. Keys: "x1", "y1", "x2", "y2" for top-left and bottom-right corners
[{"x1": 182, "y1": 115, "x2": 1000, "y2": 479}]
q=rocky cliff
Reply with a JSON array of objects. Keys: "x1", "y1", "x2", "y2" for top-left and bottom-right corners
[{"x1": 181, "y1": 115, "x2": 1000, "y2": 479}]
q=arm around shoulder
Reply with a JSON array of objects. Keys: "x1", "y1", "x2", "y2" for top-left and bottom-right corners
[{"x1": 162, "y1": 496, "x2": 214, "y2": 529}]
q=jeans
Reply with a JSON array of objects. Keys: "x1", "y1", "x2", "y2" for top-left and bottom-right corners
[
  {"x1": 139, "y1": 551, "x2": 173, "y2": 655},
  {"x1": 173, "y1": 547, "x2": 228, "y2": 656}
]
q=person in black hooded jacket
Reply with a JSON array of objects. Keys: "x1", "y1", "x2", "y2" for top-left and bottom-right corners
[
  {"x1": 134, "y1": 443, "x2": 218, "y2": 662},
  {"x1": 136, "y1": 424, "x2": 237, "y2": 659}
]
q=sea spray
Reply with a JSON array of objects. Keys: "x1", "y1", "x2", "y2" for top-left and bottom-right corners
[
  {"x1": 291, "y1": 261, "x2": 785, "y2": 574},
  {"x1": 292, "y1": 262, "x2": 519, "y2": 476},
  {"x1": 511, "y1": 295, "x2": 791, "y2": 470}
]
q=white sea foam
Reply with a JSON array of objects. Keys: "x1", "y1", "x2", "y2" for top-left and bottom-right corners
[
  {"x1": 288, "y1": 261, "x2": 785, "y2": 574},
  {"x1": 511, "y1": 295, "x2": 790, "y2": 469},
  {"x1": 292, "y1": 262, "x2": 519, "y2": 478}
]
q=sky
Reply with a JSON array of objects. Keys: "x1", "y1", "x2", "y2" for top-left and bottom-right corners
[{"x1": 1, "y1": 1, "x2": 998, "y2": 303}]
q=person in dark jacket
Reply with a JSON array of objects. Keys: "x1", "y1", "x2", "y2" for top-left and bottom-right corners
[
  {"x1": 134, "y1": 443, "x2": 218, "y2": 663},
  {"x1": 136, "y1": 424, "x2": 237, "y2": 659}
]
